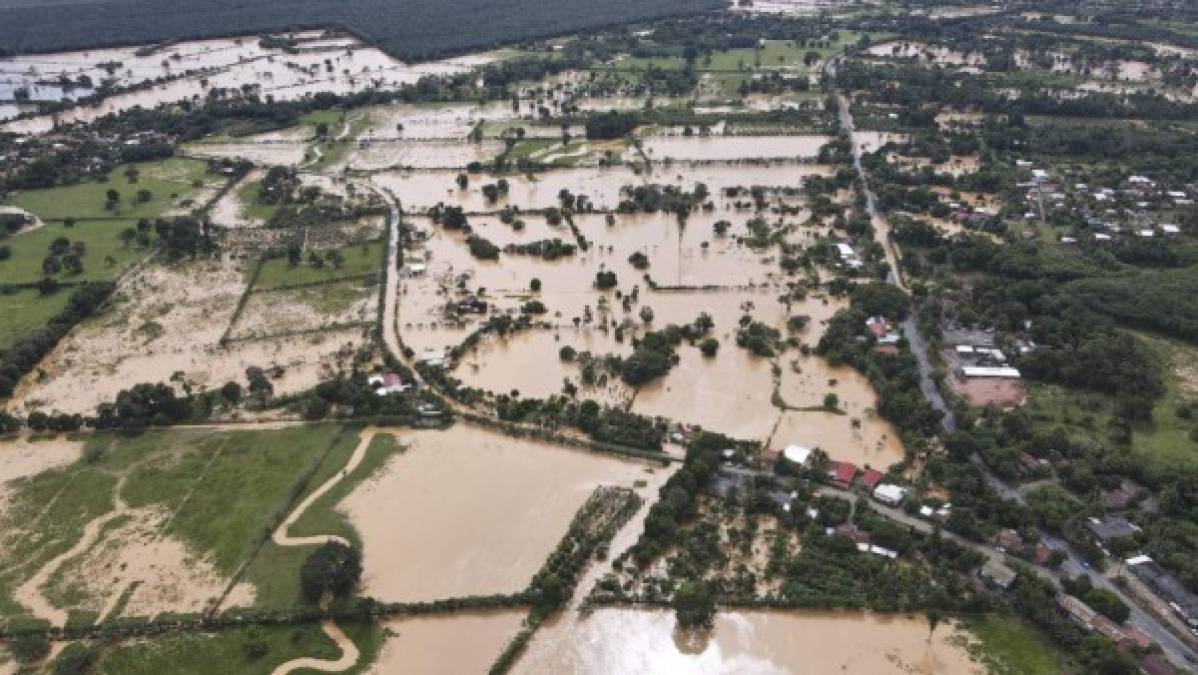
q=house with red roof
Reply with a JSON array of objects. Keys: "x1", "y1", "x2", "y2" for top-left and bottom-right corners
[
  {"x1": 829, "y1": 461, "x2": 858, "y2": 490},
  {"x1": 859, "y1": 468, "x2": 884, "y2": 491}
]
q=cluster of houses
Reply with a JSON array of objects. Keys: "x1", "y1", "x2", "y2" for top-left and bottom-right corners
[
  {"x1": 1058, "y1": 593, "x2": 1155, "y2": 652},
  {"x1": 1018, "y1": 163, "x2": 1193, "y2": 243},
  {"x1": 781, "y1": 444, "x2": 913, "y2": 508}
]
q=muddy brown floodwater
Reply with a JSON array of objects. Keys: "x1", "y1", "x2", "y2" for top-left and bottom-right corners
[
  {"x1": 515, "y1": 609, "x2": 984, "y2": 674},
  {"x1": 338, "y1": 423, "x2": 669, "y2": 602},
  {"x1": 368, "y1": 610, "x2": 527, "y2": 674}
]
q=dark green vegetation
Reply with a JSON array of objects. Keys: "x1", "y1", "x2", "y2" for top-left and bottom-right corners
[{"x1": 0, "y1": 0, "x2": 724, "y2": 60}]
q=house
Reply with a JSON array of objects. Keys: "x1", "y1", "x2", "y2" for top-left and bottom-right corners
[
  {"x1": 873, "y1": 483, "x2": 907, "y2": 506},
  {"x1": 961, "y1": 366, "x2": 1022, "y2": 379},
  {"x1": 866, "y1": 316, "x2": 901, "y2": 345},
  {"x1": 1161, "y1": 224, "x2": 1180, "y2": 235},
  {"x1": 417, "y1": 350, "x2": 449, "y2": 368},
  {"x1": 1058, "y1": 594, "x2": 1097, "y2": 627},
  {"x1": 1101, "y1": 480, "x2": 1139, "y2": 510},
  {"x1": 368, "y1": 372, "x2": 409, "y2": 396},
  {"x1": 859, "y1": 468, "x2": 884, "y2": 491},
  {"x1": 829, "y1": 461, "x2": 858, "y2": 490},
  {"x1": 782, "y1": 444, "x2": 813, "y2": 467},
  {"x1": 1085, "y1": 516, "x2": 1140, "y2": 542},
  {"x1": 857, "y1": 542, "x2": 898, "y2": 559},
  {"x1": 994, "y1": 528, "x2": 1024, "y2": 552},
  {"x1": 406, "y1": 263, "x2": 427, "y2": 276},
  {"x1": 979, "y1": 559, "x2": 1017, "y2": 589},
  {"x1": 1126, "y1": 555, "x2": 1198, "y2": 628}
]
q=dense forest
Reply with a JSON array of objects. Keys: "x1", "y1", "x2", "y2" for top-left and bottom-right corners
[{"x1": 0, "y1": 0, "x2": 723, "y2": 60}]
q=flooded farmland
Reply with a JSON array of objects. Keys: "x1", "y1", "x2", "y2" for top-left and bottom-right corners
[
  {"x1": 339, "y1": 423, "x2": 670, "y2": 602},
  {"x1": 370, "y1": 611, "x2": 527, "y2": 674},
  {"x1": 516, "y1": 609, "x2": 984, "y2": 674}
]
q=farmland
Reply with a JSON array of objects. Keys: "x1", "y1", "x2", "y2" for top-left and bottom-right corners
[{"x1": 4, "y1": 3, "x2": 1198, "y2": 674}]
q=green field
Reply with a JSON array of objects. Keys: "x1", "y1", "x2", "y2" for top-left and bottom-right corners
[
  {"x1": 235, "y1": 179, "x2": 281, "y2": 222},
  {"x1": 615, "y1": 33, "x2": 869, "y2": 73},
  {"x1": 253, "y1": 241, "x2": 384, "y2": 291},
  {"x1": 1131, "y1": 334, "x2": 1198, "y2": 469},
  {"x1": 0, "y1": 289, "x2": 73, "y2": 350},
  {"x1": 4, "y1": 158, "x2": 218, "y2": 221},
  {"x1": 92, "y1": 619, "x2": 382, "y2": 675},
  {"x1": 961, "y1": 613, "x2": 1077, "y2": 674},
  {"x1": 0, "y1": 219, "x2": 146, "y2": 283},
  {"x1": 0, "y1": 425, "x2": 364, "y2": 624},
  {"x1": 1024, "y1": 333, "x2": 1198, "y2": 471},
  {"x1": 243, "y1": 433, "x2": 403, "y2": 609}
]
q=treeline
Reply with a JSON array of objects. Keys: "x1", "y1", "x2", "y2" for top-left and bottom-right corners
[
  {"x1": 1065, "y1": 266, "x2": 1198, "y2": 343},
  {"x1": 0, "y1": 0, "x2": 724, "y2": 61},
  {"x1": 0, "y1": 282, "x2": 113, "y2": 397}
]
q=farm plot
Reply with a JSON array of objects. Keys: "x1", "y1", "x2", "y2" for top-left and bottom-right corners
[
  {"x1": 0, "y1": 424, "x2": 363, "y2": 626},
  {"x1": 9, "y1": 256, "x2": 365, "y2": 415}
]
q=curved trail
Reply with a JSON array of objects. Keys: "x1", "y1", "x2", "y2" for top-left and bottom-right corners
[
  {"x1": 269, "y1": 428, "x2": 377, "y2": 674},
  {"x1": 272, "y1": 428, "x2": 376, "y2": 548},
  {"x1": 14, "y1": 475, "x2": 130, "y2": 627}
]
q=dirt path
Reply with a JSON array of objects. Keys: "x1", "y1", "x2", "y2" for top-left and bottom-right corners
[
  {"x1": 13, "y1": 475, "x2": 129, "y2": 627},
  {"x1": 271, "y1": 428, "x2": 375, "y2": 548},
  {"x1": 271, "y1": 612, "x2": 360, "y2": 675},
  {"x1": 268, "y1": 428, "x2": 377, "y2": 674}
]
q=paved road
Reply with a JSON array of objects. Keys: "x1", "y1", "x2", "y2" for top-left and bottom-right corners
[{"x1": 825, "y1": 57, "x2": 1197, "y2": 671}]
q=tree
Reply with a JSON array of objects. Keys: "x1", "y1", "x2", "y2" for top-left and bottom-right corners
[
  {"x1": 824, "y1": 392, "x2": 840, "y2": 410},
  {"x1": 700, "y1": 338, "x2": 719, "y2": 356},
  {"x1": 220, "y1": 381, "x2": 243, "y2": 405},
  {"x1": 300, "y1": 542, "x2": 362, "y2": 603},
  {"x1": 455, "y1": 173, "x2": 468, "y2": 189},
  {"x1": 673, "y1": 581, "x2": 716, "y2": 629},
  {"x1": 595, "y1": 270, "x2": 617, "y2": 289},
  {"x1": 530, "y1": 278, "x2": 542, "y2": 292}
]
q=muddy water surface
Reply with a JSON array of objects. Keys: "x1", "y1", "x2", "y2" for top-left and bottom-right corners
[
  {"x1": 516, "y1": 609, "x2": 983, "y2": 674},
  {"x1": 339, "y1": 424, "x2": 666, "y2": 602},
  {"x1": 370, "y1": 611, "x2": 527, "y2": 674}
]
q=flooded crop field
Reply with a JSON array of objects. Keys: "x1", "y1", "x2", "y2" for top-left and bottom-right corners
[{"x1": 339, "y1": 423, "x2": 669, "y2": 601}]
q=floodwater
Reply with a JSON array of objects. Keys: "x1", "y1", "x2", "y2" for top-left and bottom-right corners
[
  {"x1": 515, "y1": 609, "x2": 984, "y2": 674},
  {"x1": 369, "y1": 611, "x2": 527, "y2": 674},
  {"x1": 338, "y1": 423, "x2": 667, "y2": 602},
  {"x1": 2, "y1": 35, "x2": 507, "y2": 134},
  {"x1": 637, "y1": 135, "x2": 829, "y2": 162}
]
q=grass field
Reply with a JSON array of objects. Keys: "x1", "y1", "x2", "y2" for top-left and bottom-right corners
[
  {"x1": 0, "y1": 288, "x2": 73, "y2": 350},
  {"x1": 0, "y1": 425, "x2": 364, "y2": 624},
  {"x1": 92, "y1": 619, "x2": 382, "y2": 675},
  {"x1": 1131, "y1": 333, "x2": 1198, "y2": 470},
  {"x1": 0, "y1": 219, "x2": 146, "y2": 283},
  {"x1": 235, "y1": 179, "x2": 281, "y2": 222},
  {"x1": 243, "y1": 432, "x2": 403, "y2": 610},
  {"x1": 1024, "y1": 333, "x2": 1198, "y2": 471},
  {"x1": 961, "y1": 613, "x2": 1077, "y2": 675},
  {"x1": 253, "y1": 241, "x2": 384, "y2": 291},
  {"x1": 616, "y1": 33, "x2": 869, "y2": 73},
  {"x1": 4, "y1": 158, "x2": 217, "y2": 221}
]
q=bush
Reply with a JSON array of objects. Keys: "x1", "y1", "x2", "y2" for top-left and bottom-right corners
[{"x1": 300, "y1": 542, "x2": 363, "y2": 603}]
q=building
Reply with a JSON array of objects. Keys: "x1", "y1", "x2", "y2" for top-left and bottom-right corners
[
  {"x1": 829, "y1": 461, "x2": 858, "y2": 490},
  {"x1": 367, "y1": 372, "x2": 409, "y2": 396},
  {"x1": 1085, "y1": 516, "x2": 1140, "y2": 543},
  {"x1": 979, "y1": 559, "x2": 1017, "y2": 590},
  {"x1": 873, "y1": 483, "x2": 907, "y2": 507},
  {"x1": 859, "y1": 468, "x2": 884, "y2": 492},
  {"x1": 1126, "y1": 555, "x2": 1198, "y2": 628},
  {"x1": 782, "y1": 444, "x2": 813, "y2": 467},
  {"x1": 856, "y1": 542, "x2": 898, "y2": 559},
  {"x1": 994, "y1": 528, "x2": 1024, "y2": 552},
  {"x1": 961, "y1": 366, "x2": 1022, "y2": 379}
]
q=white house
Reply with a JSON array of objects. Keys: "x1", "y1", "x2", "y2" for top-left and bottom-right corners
[{"x1": 873, "y1": 483, "x2": 908, "y2": 506}]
